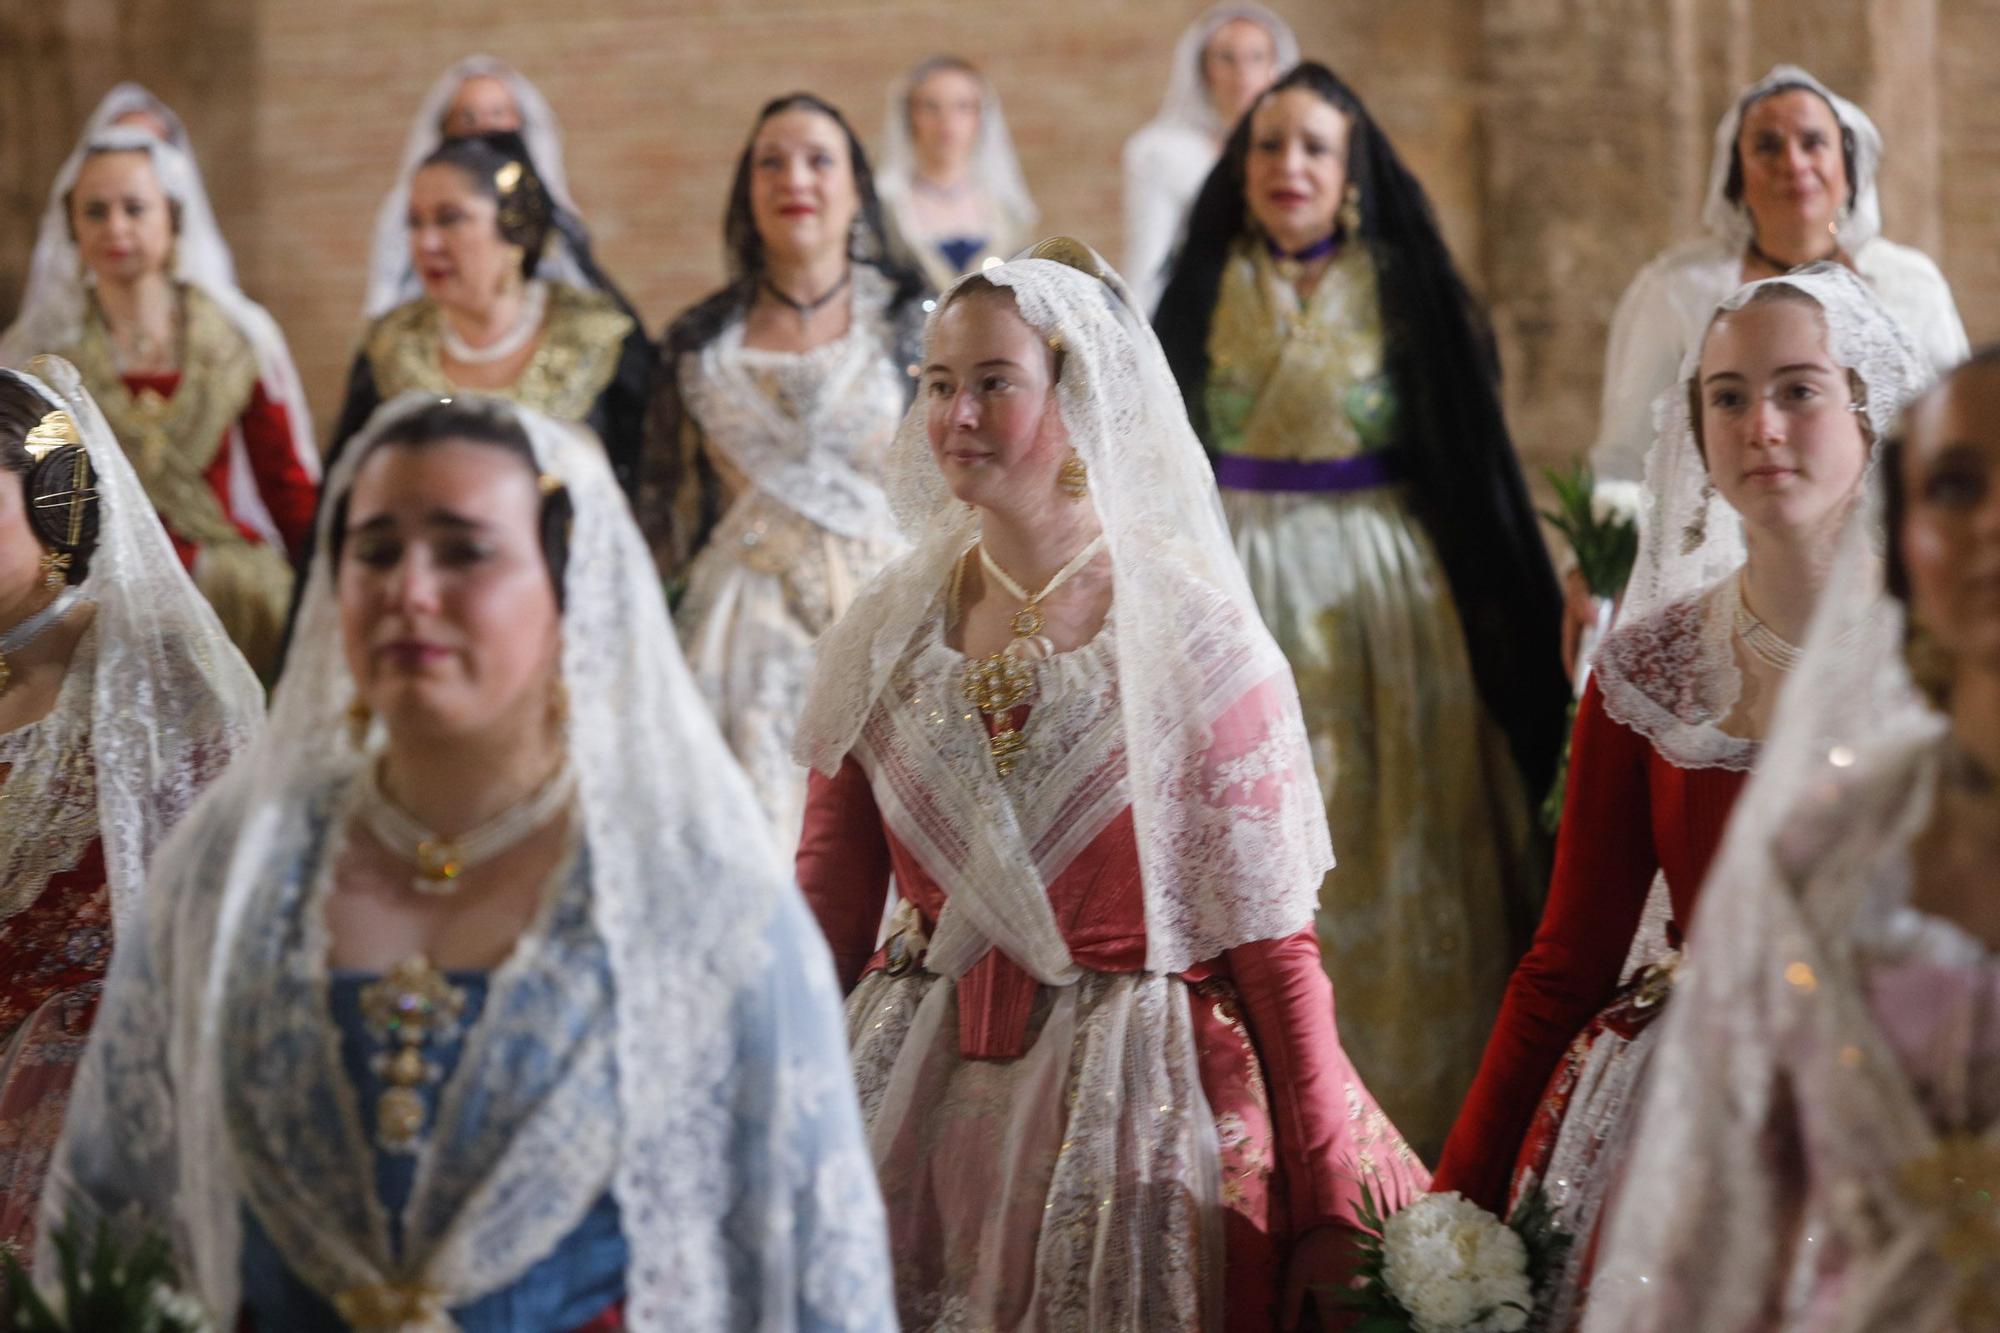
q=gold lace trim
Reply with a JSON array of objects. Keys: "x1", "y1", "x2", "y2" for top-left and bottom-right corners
[
  {"x1": 1204, "y1": 238, "x2": 1386, "y2": 462},
  {"x1": 364, "y1": 285, "x2": 633, "y2": 423},
  {"x1": 65, "y1": 285, "x2": 259, "y2": 549}
]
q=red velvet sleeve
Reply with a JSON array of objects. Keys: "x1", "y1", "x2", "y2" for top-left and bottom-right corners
[
  {"x1": 795, "y1": 758, "x2": 893, "y2": 993},
  {"x1": 1431, "y1": 676, "x2": 1659, "y2": 1210},
  {"x1": 1228, "y1": 926, "x2": 1403, "y2": 1235},
  {"x1": 235, "y1": 382, "x2": 319, "y2": 562}
]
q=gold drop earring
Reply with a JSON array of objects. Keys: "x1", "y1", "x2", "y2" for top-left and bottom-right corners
[{"x1": 1057, "y1": 449, "x2": 1089, "y2": 500}]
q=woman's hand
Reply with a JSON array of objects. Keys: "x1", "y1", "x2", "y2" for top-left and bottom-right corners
[{"x1": 1279, "y1": 1222, "x2": 1363, "y2": 1331}]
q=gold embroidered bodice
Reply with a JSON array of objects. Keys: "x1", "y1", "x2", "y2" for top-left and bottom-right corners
[
  {"x1": 364, "y1": 284, "x2": 633, "y2": 423},
  {"x1": 1202, "y1": 239, "x2": 1397, "y2": 462}
]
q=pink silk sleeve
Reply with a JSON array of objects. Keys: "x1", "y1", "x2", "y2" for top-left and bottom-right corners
[
  {"x1": 1227, "y1": 926, "x2": 1430, "y2": 1235},
  {"x1": 796, "y1": 758, "x2": 893, "y2": 993}
]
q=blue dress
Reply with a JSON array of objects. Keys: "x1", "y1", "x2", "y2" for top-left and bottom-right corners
[{"x1": 237, "y1": 971, "x2": 628, "y2": 1331}]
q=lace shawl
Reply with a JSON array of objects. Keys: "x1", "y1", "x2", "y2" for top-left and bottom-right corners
[
  {"x1": 1596, "y1": 263, "x2": 1930, "y2": 769},
  {"x1": 1587, "y1": 486, "x2": 1993, "y2": 1330},
  {"x1": 678, "y1": 267, "x2": 906, "y2": 543},
  {"x1": 797, "y1": 246, "x2": 1330, "y2": 979},
  {"x1": 42, "y1": 392, "x2": 894, "y2": 1331}
]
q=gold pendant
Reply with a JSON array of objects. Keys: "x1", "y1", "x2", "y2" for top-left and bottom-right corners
[
  {"x1": 0, "y1": 653, "x2": 11, "y2": 697},
  {"x1": 961, "y1": 651, "x2": 1039, "y2": 777},
  {"x1": 1009, "y1": 602, "x2": 1045, "y2": 637},
  {"x1": 358, "y1": 956, "x2": 466, "y2": 1154},
  {"x1": 412, "y1": 839, "x2": 465, "y2": 893}
]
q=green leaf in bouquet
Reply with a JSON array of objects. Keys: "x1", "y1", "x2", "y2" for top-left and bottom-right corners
[
  {"x1": 1506, "y1": 1184, "x2": 1576, "y2": 1297},
  {"x1": 0, "y1": 1215, "x2": 207, "y2": 1332}
]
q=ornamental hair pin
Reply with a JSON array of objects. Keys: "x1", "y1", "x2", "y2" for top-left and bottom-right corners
[
  {"x1": 495, "y1": 160, "x2": 524, "y2": 195},
  {"x1": 23, "y1": 410, "x2": 80, "y2": 460},
  {"x1": 536, "y1": 472, "x2": 565, "y2": 496}
]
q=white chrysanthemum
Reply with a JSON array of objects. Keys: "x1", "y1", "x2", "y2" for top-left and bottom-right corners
[
  {"x1": 151, "y1": 1285, "x2": 214, "y2": 1331},
  {"x1": 1590, "y1": 478, "x2": 1645, "y2": 527},
  {"x1": 1380, "y1": 1192, "x2": 1533, "y2": 1333}
]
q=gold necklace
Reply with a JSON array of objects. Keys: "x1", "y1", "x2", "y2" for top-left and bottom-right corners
[{"x1": 956, "y1": 533, "x2": 1105, "y2": 776}]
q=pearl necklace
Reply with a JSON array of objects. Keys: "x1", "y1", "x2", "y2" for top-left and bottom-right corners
[
  {"x1": 958, "y1": 533, "x2": 1106, "y2": 776},
  {"x1": 0, "y1": 587, "x2": 83, "y2": 697},
  {"x1": 354, "y1": 759, "x2": 577, "y2": 895},
  {"x1": 1733, "y1": 576, "x2": 1805, "y2": 672},
  {"x1": 439, "y1": 281, "x2": 547, "y2": 366}
]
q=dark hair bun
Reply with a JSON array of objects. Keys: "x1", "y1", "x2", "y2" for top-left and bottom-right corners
[{"x1": 26, "y1": 443, "x2": 103, "y2": 585}]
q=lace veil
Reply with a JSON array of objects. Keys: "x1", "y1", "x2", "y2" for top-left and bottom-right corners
[
  {"x1": 876, "y1": 57, "x2": 1038, "y2": 248},
  {"x1": 1701, "y1": 64, "x2": 1886, "y2": 255},
  {"x1": 795, "y1": 239, "x2": 1330, "y2": 980},
  {"x1": 18, "y1": 83, "x2": 235, "y2": 317},
  {"x1": 1586, "y1": 454, "x2": 1980, "y2": 1327},
  {"x1": 1594, "y1": 262, "x2": 1929, "y2": 769},
  {"x1": 0, "y1": 127, "x2": 320, "y2": 485},
  {"x1": 41, "y1": 391, "x2": 851, "y2": 1329},
  {"x1": 363, "y1": 56, "x2": 590, "y2": 318},
  {"x1": 2, "y1": 355, "x2": 262, "y2": 928}
]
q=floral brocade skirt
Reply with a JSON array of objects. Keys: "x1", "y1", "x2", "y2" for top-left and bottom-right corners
[
  {"x1": 677, "y1": 491, "x2": 899, "y2": 864},
  {"x1": 845, "y1": 967, "x2": 1418, "y2": 1332},
  {"x1": 1505, "y1": 954, "x2": 1679, "y2": 1332},
  {"x1": 1223, "y1": 483, "x2": 1540, "y2": 1163}
]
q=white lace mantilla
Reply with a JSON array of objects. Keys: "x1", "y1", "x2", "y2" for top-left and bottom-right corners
[
  {"x1": 1594, "y1": 577, "x2": 1757, "y2": 772},
  {"x1": 679, "y1": 268, "x2": 906, "y2": 543}
]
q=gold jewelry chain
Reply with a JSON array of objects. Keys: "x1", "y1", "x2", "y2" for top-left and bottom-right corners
[{"x1": 355, "y1": 760, "x2": 577, "y2": 896}]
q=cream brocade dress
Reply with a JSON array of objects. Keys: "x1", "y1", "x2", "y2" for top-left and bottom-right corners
[
  {"x1": 1204, "y1": 240, "x2": 1537, "y2": 1160},
  {"x1": 674, "y1": 282, "x2": 908, "y2": 861}
]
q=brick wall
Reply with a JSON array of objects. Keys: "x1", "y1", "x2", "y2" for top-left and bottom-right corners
[{"x1": 1, "y1": 0, "x2": 1990, "y2": 460}]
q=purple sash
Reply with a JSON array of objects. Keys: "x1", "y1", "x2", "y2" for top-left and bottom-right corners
[{"x1": 1212, "y1": 450, "x2": 1401, "y2": 493}]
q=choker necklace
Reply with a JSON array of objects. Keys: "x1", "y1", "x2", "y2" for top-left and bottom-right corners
[
  {"x1": 0, "y1": 587, "x2": 83, "y2": 697},
  {"x1": 440, "y1": 281, "x2": 547, "y2": 366},
  {"x1": 957, "y1": 533, "x2": 1106, "y2": 776},
  {"x1": 761, "y1": 267, "x2": 852, "y2": 329},
  {"x1": 1266, "y1": 233, "x2": 1342, "y2": 265},
  {"x1": 1746, "y1": 239, "x2": 1837, "y2": 274},
  {"x1": 355, "y1": 759, "x2": 577, "y2": 895}
]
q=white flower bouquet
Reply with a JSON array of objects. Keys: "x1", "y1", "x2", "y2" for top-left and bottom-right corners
[
  {"x1": 1338, "y1": 1180, "x2": 1568, "y2": 1333},
  {"x1": 1, "y1": 1214, "x2": 211, "y2": 1332}
]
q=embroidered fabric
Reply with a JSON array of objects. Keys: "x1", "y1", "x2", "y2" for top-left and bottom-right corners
[
  {"x1": 0, "y1": 128, "x2": 319, "y2": 487},
  {"x1": 1586, "y1": 482, "x2": 1997, "y2": 1330},
  {"x1": 678, "y1": 267, "x2": 906, "y2": 543},
  {"x1": 1595, "y1": 263, "x2": 1930, "y2": 770},
  {"x1": 1, "y1": 358, "x2": 261, "y2": 932},
  {"x1": 845, "y1": 966, "x2": 1222, "y2": 1329},
  {"x1": 363, "y1": 56, "x2": 591, "y2": 318},
  {"x1": 42, "y1": 392, "x2": 895, "y2": 1331},
  {"x1": 0, "y1": 630, "x2": 99, "y2": 924},
  {"x1": 796, "y1": 246, "x2": 1331, "y2": 981}
]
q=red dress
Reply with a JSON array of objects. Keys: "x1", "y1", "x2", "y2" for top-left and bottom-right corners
[
  {"x1": 1433, "y1": 677, "x2": 1747, "y2": 1209},
  {"x1": 801, "y1": 732, "x2": 1428, "y2": 1331},
  {"x1": 0, "y1": 803, "x2": 111, "y2": 1261},
  {"x1": 120, "y1": 372, "x2": 316, "y2": 568}
]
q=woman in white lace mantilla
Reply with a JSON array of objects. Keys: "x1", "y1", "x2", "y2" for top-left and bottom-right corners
[
  {"x1": 1588, "y1": 344, "x2": 2000, "y2": 1330},
  {"x1": 641, "y1": 93, "x2": 926, "y2": 860},
  {"x1": 2, "y1": 125, "x2": 321, "y2": 681},
  {"x1": 1121, "y1": 3, "x2": 1295, "y2": 316},
  {"x1": 1433, "y1": 263, "x2": 1931, "y2": 1329},
  {"x1": 876, "y1": 55, "x2": 1038, "y2": 292},
  {"x1": 1591, "y1": 64, "x2": 1968, "y2": 485},
  {"x1": 0, "y1": 356, "x2": 260, "y2": 1261},
  {"x1": 362, "y1": 56, "x2": 625, "y2": 321},
  {"x1": 43, "y1": 392, "x2": 894, "y2": 1332},
  {"x1": 794, "y1": 240, "x2": 1426, "y2": 1332}
]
